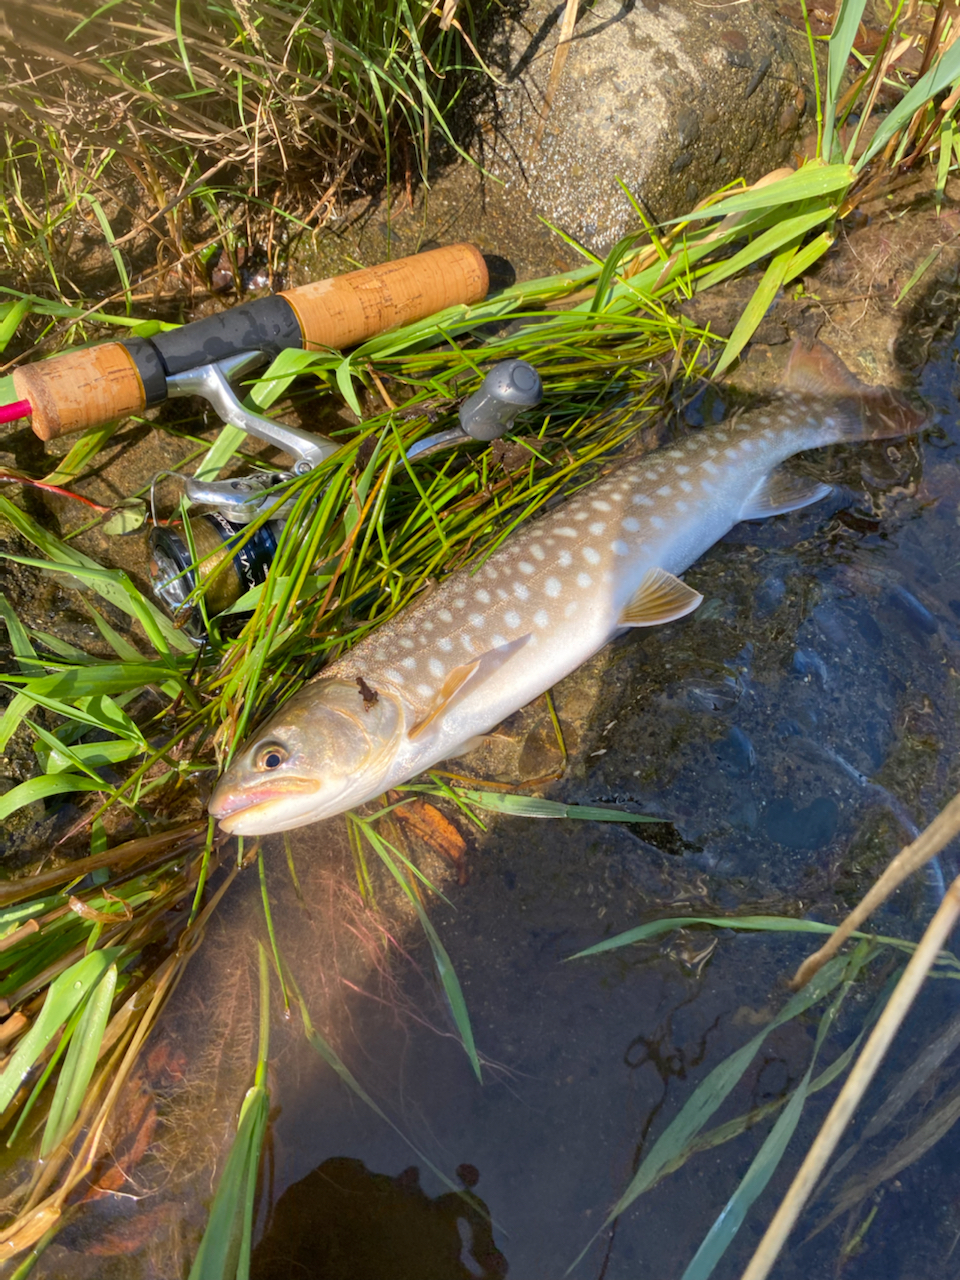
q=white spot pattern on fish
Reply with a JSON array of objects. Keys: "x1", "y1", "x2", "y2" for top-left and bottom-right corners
[{"x1": 211, "y1": 342, "x2": 927, "y2": 836}]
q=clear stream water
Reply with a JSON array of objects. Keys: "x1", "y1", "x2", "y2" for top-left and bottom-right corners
[{"x1": 33, "y1": 322, "x2": 960, "y2": 1280}]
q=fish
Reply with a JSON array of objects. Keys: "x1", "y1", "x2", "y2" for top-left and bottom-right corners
[{"x1": 209, "y1": 341, "x2": 926, "y2": 835}]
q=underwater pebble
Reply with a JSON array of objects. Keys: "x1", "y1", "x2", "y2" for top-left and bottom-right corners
[
  {"x1": 715, "y1": 726, "x2": 757, "y2": 777},
  {"x1": 764, "y1": 796, "x2": 839, "y2": 850},
  {"x1": 886, "y1": 585, "x2": 938, "y2": 637},
  {"x1": 755, "y1": 575, "x2": 786, "y2": 614},
  {"x1": 853, "y1": 608, "x2": 884, "y2": 649},
  {"x1": 791, "y1": 648, "x2": 829, "y2": 687}
]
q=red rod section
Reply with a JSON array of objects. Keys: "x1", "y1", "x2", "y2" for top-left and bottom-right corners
[{"x1": 0, "y1": 399, "x2": 32, "y2": 425}]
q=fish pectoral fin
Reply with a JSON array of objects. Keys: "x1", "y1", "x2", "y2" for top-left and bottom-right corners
[
  {"x1": 739, "y1": 466, "x2": 832, "y2": 521},
  {"x1": 408, "y1": 635, "x2": 532, "y2": 741},
  {"x1": 619, "y1": 568, "x2": 703, "y2": 627}
]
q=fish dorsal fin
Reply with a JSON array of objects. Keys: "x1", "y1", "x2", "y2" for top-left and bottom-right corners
[
  {"x1": 619, "y1": 568, "x2": 703, "y2": 627},
  {"x1": 780, "y1": 340, "x2": 865, "y2": 398},
  {"x1": 740, "y1": 466, "x2": 833, "y2": 521},
  {"x1": 408, "y1": 635, "x2": 531, "y2": 740}
]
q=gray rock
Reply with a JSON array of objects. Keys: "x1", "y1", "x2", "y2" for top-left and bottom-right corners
[{"x1": 488, "y1": 0, "x2": 816, "y2": 254}]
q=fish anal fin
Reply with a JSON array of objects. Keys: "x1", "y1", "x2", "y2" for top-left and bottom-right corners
[
  {"x1": 620, "y1": 568, "x2": 703, "y2": 627},
  {"x1": 408, "y1": 635, "x2": 531, "y2": 740},
  {"x1": 740, "y1": 467, "x2": 832, "y2": 521}
]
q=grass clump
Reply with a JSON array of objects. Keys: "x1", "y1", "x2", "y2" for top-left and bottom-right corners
[{"x1": 0, "y1": 0, "x2": 481, "y2": 299}]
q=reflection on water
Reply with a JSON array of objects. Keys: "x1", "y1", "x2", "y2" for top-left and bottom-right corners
[{"x1": 35, "y1": 326, "x2": 960, "y2": 1279}]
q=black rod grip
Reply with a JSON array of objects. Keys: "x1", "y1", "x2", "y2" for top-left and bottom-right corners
[{"x1": 122, "y1": 296, "x2": 301, "y2": 404}]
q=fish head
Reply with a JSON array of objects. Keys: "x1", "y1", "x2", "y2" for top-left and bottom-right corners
[{"x1": 209, "y1": 677, "x2": 406, "y2": 834}]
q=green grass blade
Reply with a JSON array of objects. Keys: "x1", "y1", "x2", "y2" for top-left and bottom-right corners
[
  {"x1": 3, "y1": 688, "x2": 143, "y2": 743},
  {"x1": 895, "y1": 245, "x2": 944, "y2": 307},
  {"x1": 3, "y1": 557, "x2": 181, "y2": 665},
  {"x1": 188, "y1": 1084, "x2": 269, "y2": 1280},
  {"x1": 354, "y1": 818, "x2": 480, "y2": 1080},
  {"x1": 0, "y1": 949, "x2": 122, "y2": 1114},
  {"x1": 0, "y1": 773, "x2": 106, "y2": 823},
  {"x1": 823, "y1": 0, "x2": 870, "y2": 161},
  {"x1": 250, "y1": 349, "x2": 325, "y2": 409},
  {"x1": 188, "y1": 946, "x2": 270, "y2": 1280},
  {"x1": 695, "y1": 206, "x2": 833, "y2": 292},
  {"x1": 0, "y1": 299, "x2": 29, "y2": 354},
  {"x1": 455, "y1": 790, "x2": 661, "y2": 823},
  {"x1": 40, "y1": 963, "x2": 117, "y2": 1158},
  {"x1": 42, "y1": 424, "x2": 121, "y2": 488},
  {"x1": 0, "y1": 593, "x2": 39, "y2": 670},
  {"x1": 84, "y1": 196, "x2": 131, "y2": 313},
  {"x1": 80, "y1": 600, "x2": 144, "y2": 663},
  {"x1": 569, "y1": 952, "x2": 859, "y2": 1269},
  {"x1": 0, "y1": 691, "x2": 36, "y2": 753},
  {"x1": 0, "y1": 497, "x2": 194, "y2": 656},
  {"x1": 173, "y1": 0, "x2": 198, "y2": 92},
  {"x1": 679, "y1": 942, "x2": 872, "y2": 1280},
  {"x1": 665, "y1": 164, "x2": 854, "y2": 225},
  {"x1": 569, "y1": 914, "x2": 842, "y2": 958},
  {"x1": 291, "y1": 973, "x2": 467, "y2": 1198},
  {"x1": 26, "y1": 717, "x2": 134, "y2": 781},
  {"x1": 714, "y1": 239, "x2": 800, "y2": 375},
  {"x1": 567, "y1": 913, "x2": 958, "y2": 966},
  {"x1": 936, "y1": 119, "x2": 956, "y2": 213},
  {"x1": 780, "y1": 229, "x2": 835, "y2": 285},
  {"x1": 334, "y1": 357, "x2": 364, "y2": 417},
  {"x1": 858, "y1": 38, "x2": 960, "y2": 170},
  {"x1": 9, "y1": 661, "x2": 186, "y2": 701}
]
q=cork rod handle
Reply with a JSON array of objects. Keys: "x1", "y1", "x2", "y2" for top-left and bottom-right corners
[
  {"x1": 12, "y1": 345, "x2": 147, "y2": 442},
  {"x1": 10, "y1": 244, "x2": 490, "y2": 442},
  {"x1": 280, "y1": 243, "x2": 489, "y2": 350}
]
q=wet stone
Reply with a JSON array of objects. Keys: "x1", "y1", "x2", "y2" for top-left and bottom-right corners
[
  {"x1": 486, "y1": 0, "x2": 815, "y2": 253},
  {"x1": 853, "y1": 608, "x2": 885, "y2": 648},
  {"x1": 885, "y1": 585, "x2": 939, "y2": 637},
  {"x1": 676, "y1": 107, "x2": 701, "y2": 147},
  {"x1": 791, "y1": 648, "x2": 829, "y2": 687},
  {"x1": 715, "y1": 726, "x2": 757, "y2": 777}
]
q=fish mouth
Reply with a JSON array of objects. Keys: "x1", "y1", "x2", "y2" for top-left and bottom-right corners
[{"x1": 209, "y1": 777, "x2": 321, "y2": 834}]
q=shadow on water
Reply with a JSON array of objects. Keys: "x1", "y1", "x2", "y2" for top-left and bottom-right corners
[{"x1": 36, "y1": 317, "x2": 960, "y2": 1279}]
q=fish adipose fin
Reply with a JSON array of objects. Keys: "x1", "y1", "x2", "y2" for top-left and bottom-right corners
[
  {"x1": 620, "y1": 568, "x2": 703, "y2": 627},
  {"x1": 780, "y1": 340, "x2": 927, "y2": 441},
  {"x1": 740, "y1": 467, "x2": 833, "y2": 521},
  {"x1": 408, "y1": 634, "x2": 532, "y2": 740}
]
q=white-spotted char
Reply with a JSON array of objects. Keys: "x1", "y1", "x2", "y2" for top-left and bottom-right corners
[{"x1": 209, "y1": 341, "x2": 925, "y2": 834}]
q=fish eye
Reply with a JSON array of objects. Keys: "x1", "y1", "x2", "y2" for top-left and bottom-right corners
[{"x1": 255, "y1": 743, "x2": 288, "y2": 771}]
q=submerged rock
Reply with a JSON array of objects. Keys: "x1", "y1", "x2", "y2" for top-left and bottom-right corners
[{"x1": 488, "y1": 0, "x2": 815, "y2": 253}]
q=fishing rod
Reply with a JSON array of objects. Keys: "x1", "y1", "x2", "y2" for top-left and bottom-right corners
[
  {"x1": 0, "y1": 243, "x2": 490, "y2": 440},
  {"x1": 0, "y1": 243, "x2": 544, "y2": 635}
]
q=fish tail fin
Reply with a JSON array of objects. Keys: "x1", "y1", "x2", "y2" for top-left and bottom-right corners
[{"x1": 781, "y1": 339, "x2": 927, "y2": 442}]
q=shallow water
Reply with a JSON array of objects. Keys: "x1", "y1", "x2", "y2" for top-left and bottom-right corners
[{"x1": 31, "y1": 321, "x2": 960, "y2": 1279}]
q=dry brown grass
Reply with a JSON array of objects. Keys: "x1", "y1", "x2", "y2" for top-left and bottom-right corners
[{"x1": 0, "y1": 0, "x2": 475, "y2": 296}]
